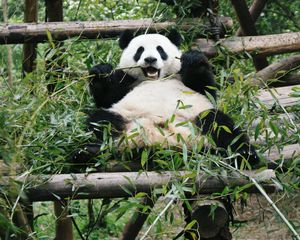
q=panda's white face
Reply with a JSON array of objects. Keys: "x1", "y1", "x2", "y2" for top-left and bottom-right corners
[{"x1": 118, "y1": 34, "x2": 182, "y2": 81}]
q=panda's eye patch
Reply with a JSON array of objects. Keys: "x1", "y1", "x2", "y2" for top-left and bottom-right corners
[
  {"x1": 157, "y1": 46, "x2": 168, "y2": 60},
  {"x1": 134, "y1": 46, "x2": 145, "y2": 62}
]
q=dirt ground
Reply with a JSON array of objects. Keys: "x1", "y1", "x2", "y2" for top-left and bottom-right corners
[
  {"x1": 139, "y1": 194, "x2": 300, "y2": 240},
  {"x1": 231, "y1": 194, "x2": 300, "y2": 240}
]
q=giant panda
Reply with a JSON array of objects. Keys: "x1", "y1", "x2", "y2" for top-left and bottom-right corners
[{"x1": 73, "y1": 30, "x2": 259, "y2": 168}]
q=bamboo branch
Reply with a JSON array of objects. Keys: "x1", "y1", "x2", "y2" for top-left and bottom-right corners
[{"x1": 0, "y1": 17, "x2": 233, "y2": 44}]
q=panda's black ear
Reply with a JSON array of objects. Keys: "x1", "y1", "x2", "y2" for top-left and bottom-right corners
[
  {"x1": 167, "y1": 29, "x2": 182, "y2": 47},
  {"x1": 119, "y1": 30, "x2": 134, "y2": 49}
]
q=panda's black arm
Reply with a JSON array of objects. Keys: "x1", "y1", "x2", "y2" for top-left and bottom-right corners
[
  {"x1": 180, "y1": 50, "x2": 217, "y2": 100},
  {"x1": 89, "y1": 64, "x2": 137, "y2": 108},
  {"x1": 196, "y1": 109, "x2": 259, "y2": 166}
]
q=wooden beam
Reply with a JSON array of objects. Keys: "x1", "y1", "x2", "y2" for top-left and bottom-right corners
[
  {"x1": 22, "y1": 0, "x2": 38, "y2": 74},
  {"x1": 251, "y1": 54, "x2": 300, "y2": 86},
  {"x1": 196, "y1": 32, "x2": 300, "y2": 57},
  {"x1": 257, "y1": 84, "x2": 300, "y2": 108},
  {"x1": 22, "y1": 170, "x2": 278, "y2": 202},
  {"x1": 230, "y1": 0, "x2": 268, "y2": 70},
  {"x1": 0, "y1": 17, "x2": 233, "y2": 44},
  {"x1": 270, "y1": 75, "x2": 300, "y2": 87}
]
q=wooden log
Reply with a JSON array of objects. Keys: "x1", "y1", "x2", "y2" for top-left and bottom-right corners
[
  {"x1": 257, "y1": 84, "x2": 300, "y2": 108},
  {"x1": 22, "y1": 0, "x2": 38, "y2": 74},
  {"x1": 265, "y1": 144, "x2": 300, "y2": 163},
  {"x1": 22, "y1": 170, "x2": 278, "y2": 202},
  {"x1": 251, "y1": 113, "x2": 297, "y2": 128},
  {"x1": 251, "y1": 54, "x2": 300, "y2": 86},
  {"x1": 236, "y1": 0, "x2": 268, "y2": 36},
  {"x1": 230, "y1": 0, "x2": 268, "y2": 70},
  {"x1": 0, "y1": 17, "x2": 233, "y2": 44},
  {"x1": 189, "y1": 200, "x2": 231, "y2": 239},
  {"x1": 196, "y1": 32, "x2": 300, "y2": 57},
  {"x1": 270, "y1": 75, "x2": 300, "y2": 87}
]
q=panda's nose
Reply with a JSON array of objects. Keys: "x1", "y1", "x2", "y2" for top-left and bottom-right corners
[{"x1": 144, "y1": 57, "x2": 157, "y2": 64}]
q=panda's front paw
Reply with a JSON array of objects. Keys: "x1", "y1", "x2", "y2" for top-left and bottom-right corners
[
  {"x1": 237, "y1": 145, "x2": 260, "y2": 167},
  {"x1": 181, "y1": 50, "x2": 210, "y2": 68},
  {"x1": 89, "y1": 64, "x2": 113, "y2": 80},
  {"x1": 70, "y1": 144, "x2": 101, "y2": 166}
]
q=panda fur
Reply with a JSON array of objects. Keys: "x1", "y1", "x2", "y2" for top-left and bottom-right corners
[{"x1": 76, "y1": 30, "x2": 259, "y2": 166}]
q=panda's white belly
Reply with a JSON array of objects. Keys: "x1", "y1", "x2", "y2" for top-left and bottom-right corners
[{"x1": 109, "y1": 79, "x2": 214, "y2": 148}]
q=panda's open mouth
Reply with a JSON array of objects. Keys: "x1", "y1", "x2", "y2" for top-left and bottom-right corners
[{"x1": 142, "y1": 67, "x2": 160, "y2": 79}]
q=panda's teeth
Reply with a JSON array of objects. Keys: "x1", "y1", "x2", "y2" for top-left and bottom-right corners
[
  {"x1": 143, "y1": 67, "x2": 159, "y2": 79},
  {"x1": 147, "y1": 71, "x2": 158, "y2": 78}
]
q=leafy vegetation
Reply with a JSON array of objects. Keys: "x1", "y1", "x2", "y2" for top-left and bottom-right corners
[{"x1": 0, "y1": 0, "x2": 299, "y2": 239}]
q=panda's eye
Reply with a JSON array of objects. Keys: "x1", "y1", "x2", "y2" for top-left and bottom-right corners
[
  {"x1": 134, "y1": 46, "x2": 145, "y2": 62},
  {"x1": 157, "y1": 46, "x2": 168, "y2": 60}
]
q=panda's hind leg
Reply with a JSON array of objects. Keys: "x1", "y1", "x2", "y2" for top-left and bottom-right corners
[
  {"x1": 70, "y1": 109, "x2": 127, "y2": 172},
  {"x1": 196, "y1": 109, "x2": 260, "y2": 167}
]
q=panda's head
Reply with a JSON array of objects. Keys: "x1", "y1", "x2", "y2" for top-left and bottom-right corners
[{"x1": 118, "y1": 30, "x2": 182, "y2": 81}]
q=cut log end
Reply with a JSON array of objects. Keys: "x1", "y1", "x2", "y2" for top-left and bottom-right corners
[{"x1": 186, "y1": 200, "x2": 232, "y2": 240}]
